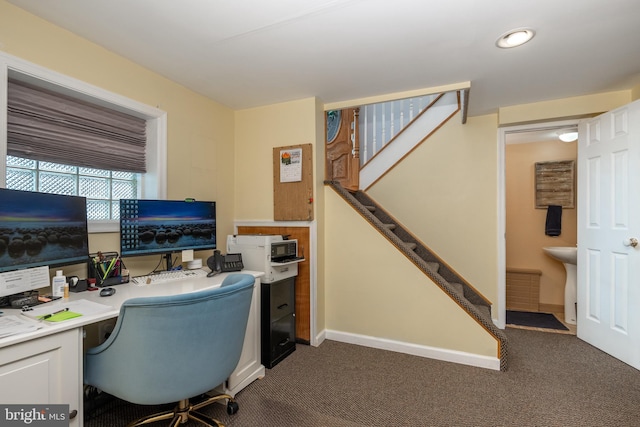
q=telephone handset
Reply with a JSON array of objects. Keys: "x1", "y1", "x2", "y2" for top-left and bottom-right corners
[{"x1": 207, "y1": 250, "x2": 244, "y2": 277}]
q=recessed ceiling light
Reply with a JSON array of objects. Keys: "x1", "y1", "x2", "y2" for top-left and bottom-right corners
[{"x1": 496, "y1": 28, "x2": 536, "y2": 49}]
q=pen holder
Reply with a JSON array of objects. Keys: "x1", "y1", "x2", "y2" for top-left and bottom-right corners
[{"x1": 88, "y1": 251, "x2": 129, "y2": 287}]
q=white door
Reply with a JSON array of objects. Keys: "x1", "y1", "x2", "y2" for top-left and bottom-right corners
[{"x1": 577, "y1": 99, "x2": 640, "y2": 369}]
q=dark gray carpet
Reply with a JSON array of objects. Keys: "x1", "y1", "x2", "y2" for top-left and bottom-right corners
[
  {"x1": 507, "y1": 310, "x2": 569, "y2": 331},
  {"x1": 85, "y1": 328, "x2": 640, "y2": 426}
]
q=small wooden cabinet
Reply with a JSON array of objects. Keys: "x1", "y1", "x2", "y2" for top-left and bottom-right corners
[
  {"x1": 506, "y1": 268, "x2": 541, "y2": 312},
  {"x1": 261, "y1": 277, "x2": 296, "y2": 368}
]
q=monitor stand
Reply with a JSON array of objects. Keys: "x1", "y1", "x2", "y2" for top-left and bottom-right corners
[{"x1": 163, "y1": 253, "x2": 174, "y2": 271}]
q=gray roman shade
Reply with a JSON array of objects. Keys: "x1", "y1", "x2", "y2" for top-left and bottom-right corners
[{"x1": 7, "y1": 79, "x2": 147, "y2": 173}]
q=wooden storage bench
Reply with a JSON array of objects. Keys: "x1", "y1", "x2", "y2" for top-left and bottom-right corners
[{"x1": 506, "y1": 268, "x2": 541, "y2": 312}]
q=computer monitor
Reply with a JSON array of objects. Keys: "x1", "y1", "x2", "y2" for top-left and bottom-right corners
[
  {"x1": 0, "y1": 188, "x2": 89, "y2": 297},
  {"x1": 119, "y1": 199, "x2": 216, "y2": 270}
]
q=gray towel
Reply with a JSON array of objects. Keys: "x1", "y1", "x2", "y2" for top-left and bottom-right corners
[{"x1": 545, "y1": 205, "x2": 562, "y2": 236}]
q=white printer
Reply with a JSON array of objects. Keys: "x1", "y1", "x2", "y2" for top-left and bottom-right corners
[{"x1": 226, "y1": 234, "x2": 303, "y2": 283}]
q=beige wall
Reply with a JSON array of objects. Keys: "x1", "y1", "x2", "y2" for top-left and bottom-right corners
[
  {"x1": 233, "y1": 98, "x2": 320, "y2": 221},
  {"x1": 506, "y1": 140, "x2": 577, "y2": 306},
  {"x1": 234, "y1": 97, "x2": 326, "y2": 331},
  {"x1": 498, "y1": 91, "x2": 631, "y2": 125},
  {"x1": 0, "y1": 1, "x2": 235, "y2": 277},
  {"x1": 312, "y1": 97, "x2": 327, "y2": 332},
  {"x1": 633, "y1": 84, "x2": 640, "y2": 101},
  {"x1": 321, "y1": 106, "x2": 503, "y2": 359},
  {"x1": 324, "y1": 188, "x2": 497, "y2": 357},
  {"x1": 368, "y1": 113, "x2": 500, "y2": 304},
  {"x1": 4, "y1": 0, "x2": 640, "y2": 360}
]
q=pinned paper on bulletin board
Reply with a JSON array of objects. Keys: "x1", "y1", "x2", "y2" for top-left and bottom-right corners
[
  {"x1": 273, "y1": 144, "x2": 313, "y2": 221},
  {"x1": 279, "y1": 148, "x2": 303, "y2": 182}
]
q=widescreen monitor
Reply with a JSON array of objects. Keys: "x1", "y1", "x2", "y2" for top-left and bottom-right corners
[
  {"x1": 0, "y1": 188, "x2": 89, "y2": 274},
  {"x1": 119, "y1": 199, "x2": 216, "y2": 263}
]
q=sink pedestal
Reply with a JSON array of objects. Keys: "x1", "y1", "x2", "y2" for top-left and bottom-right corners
[
  {"x1": 542, "y1": 247, "x2": 578, "y2": 325},
  {"x1": 563, "y1": 263, "x2": 577, "y2": 325}
]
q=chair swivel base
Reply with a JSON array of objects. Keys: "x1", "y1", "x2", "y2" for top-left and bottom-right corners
[{"x1": 127, "y1": 393, "x2": 238, "y2": 427}]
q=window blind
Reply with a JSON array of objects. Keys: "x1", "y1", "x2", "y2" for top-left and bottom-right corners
[{"x1": 7, "y1": 79, "x2": 147, "y2": 173}]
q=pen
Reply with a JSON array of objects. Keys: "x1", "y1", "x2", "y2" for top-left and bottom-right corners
[
  {"x1": 104, "y1": 257, "x2": 118, "y2": 280},
  {"x1": 41, "y1": 307, "x2": 69, "y2": 320}
]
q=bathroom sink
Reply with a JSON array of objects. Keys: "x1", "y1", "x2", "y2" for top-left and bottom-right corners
[
  {"x1": 543, "y1": 246, "x2": 578, "y2": 325},
  {"x1": 542, "y1": 246, "x2": 577, "y2": 265}
]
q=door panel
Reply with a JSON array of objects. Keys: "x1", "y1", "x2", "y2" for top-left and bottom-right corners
[
  {"x1": 578, "y1": 100, "x2": 640, "y2": 369},
  {"x1": 325, "y1": 108, "x2": 359, "y2": 191}
]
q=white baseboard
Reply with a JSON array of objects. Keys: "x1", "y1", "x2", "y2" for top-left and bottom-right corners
[
  {"x1": 323, "y1": 329, "x2": 501, "y2": 371},
  {"x1": 315, "y1": 329, "x2": 326, "y2": 347}
]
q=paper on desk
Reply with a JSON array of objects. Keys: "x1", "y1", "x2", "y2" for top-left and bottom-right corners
[
  {"x1": 0, "y1": 315, "x2": 42, "y2": 338},
  {"x1": 21, "y1": 299, "x2": 113, "y2": 320},
  {"x1": 41, "y1": 311, "x2": 83, "y2": 322}
]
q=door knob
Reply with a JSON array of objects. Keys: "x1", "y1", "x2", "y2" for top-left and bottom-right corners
[{"x1": 623, "y1": 237, "x2": 638, "y2": 248}]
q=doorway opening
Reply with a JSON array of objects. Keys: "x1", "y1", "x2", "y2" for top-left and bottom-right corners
[{"x1": 498, "y1": 119, "x2": 580, "y2": 332}]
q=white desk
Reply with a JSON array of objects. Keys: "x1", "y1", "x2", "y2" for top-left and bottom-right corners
[{"x1": 0, "y1": 270, "x2": 265, "y2": 427}]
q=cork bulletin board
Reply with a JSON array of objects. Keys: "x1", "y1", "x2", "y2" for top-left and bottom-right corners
[
  {"x1": 534, "y1": 160, "x2": 575, "y2": 208},
  {"x1": 273, "y1": 143, "x2": 314, "y2": 220}
]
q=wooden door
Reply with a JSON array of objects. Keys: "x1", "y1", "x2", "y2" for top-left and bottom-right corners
[
  {"x1": 325, "y1": 108, "x2": 359, "y2": 191},
  {"x1": 236, "y1": 225, "x2": 311, "y2": 344}
]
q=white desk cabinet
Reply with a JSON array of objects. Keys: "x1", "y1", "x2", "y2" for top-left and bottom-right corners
[
  {"x1": 0, "y1": 270, "x2": 264, "y2": 426},
  {"x1": 226, "y1": 274, "x2": 264, "y2": 395},
  {"x1": 0, "y1": 328, "x2": 82, "y2": 426}
]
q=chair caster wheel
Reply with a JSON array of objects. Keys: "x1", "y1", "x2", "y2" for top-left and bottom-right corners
[{"x1": 227, "y1": 400, "x2": 239, "y2": 415}]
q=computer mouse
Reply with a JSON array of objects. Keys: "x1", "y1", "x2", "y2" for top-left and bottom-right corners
[{"x1": 100, "y1": 287, "x2": 116, "y2": 297}]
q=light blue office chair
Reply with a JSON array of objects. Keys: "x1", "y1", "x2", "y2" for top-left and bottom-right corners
[{"x1": 84, "y1": 273, "x2": 255, "y2": 427}]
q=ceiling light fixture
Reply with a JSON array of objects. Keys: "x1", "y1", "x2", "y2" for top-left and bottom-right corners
[
  {"x1": 557, "y1": 129, "x2": 578, "y2": 142},
  {"x1": 495, "y1": 28, "x2": 536, "y2": 49}
]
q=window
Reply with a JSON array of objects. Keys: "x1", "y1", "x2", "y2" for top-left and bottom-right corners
[
  {"x1": 1, "y1": 52, "x2": 167, "y2": 232},
  {"x1": 6, "y1": 155, "x2": 138, "y2": 220}
]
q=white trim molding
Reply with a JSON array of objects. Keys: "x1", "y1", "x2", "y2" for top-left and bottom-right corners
[{"x1": 325, "y1": 329, "x2": 501, "y2": 371}]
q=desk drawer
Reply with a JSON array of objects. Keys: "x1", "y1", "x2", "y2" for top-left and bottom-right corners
[
  {"x1": 263, "y1": 313, "x2": 295, "y2": 368},
  {"x1": 267, "y1": 277, "x2": 295, "y2": 319}
]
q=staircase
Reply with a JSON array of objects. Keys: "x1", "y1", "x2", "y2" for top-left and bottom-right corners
[{"x1": 326, "y1": 181, "x2": 509, "y2": 371}]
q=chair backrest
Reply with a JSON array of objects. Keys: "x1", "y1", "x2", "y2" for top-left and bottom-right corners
[{"x1": 84, "y1": 273, "x2": 255, "y2": 405}]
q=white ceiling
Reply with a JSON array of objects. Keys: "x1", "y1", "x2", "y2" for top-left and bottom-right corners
[{"x1": 6, "y1": 0, "x2": 640, "y2": 117}]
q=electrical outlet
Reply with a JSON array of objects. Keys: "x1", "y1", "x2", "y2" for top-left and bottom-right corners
[{"x1": 98, "y1": 320, "x2": 116, "y2": 344}]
